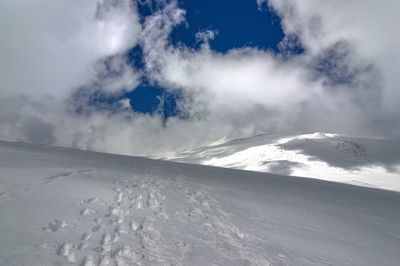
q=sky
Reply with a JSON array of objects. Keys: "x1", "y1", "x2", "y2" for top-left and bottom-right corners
[{"x1": 0, "y1": 0, "x2": 399, "y2": 156}]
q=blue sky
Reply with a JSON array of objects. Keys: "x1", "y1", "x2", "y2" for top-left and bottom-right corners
[
  {"x1": 1, "y1": 0, "x2": 399, "y2": 154},
  {"x1": 123, "y1": 0, "x2": 285, "y2": 119}
]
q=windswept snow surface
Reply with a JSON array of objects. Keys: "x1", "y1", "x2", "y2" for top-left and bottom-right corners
[
  {"x1": 1, "y1": 140, "x2": 400, "y2": 265},
  {"x1": 169, "y1": 133, "x2": 400, "y2": 192}
]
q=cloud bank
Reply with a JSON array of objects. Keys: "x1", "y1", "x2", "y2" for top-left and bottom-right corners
[
  {"x1": 0, "y1": 0, "x2": 399, "y2": 156},
  {"x1": 0, "y1": 0, "x2": 141, "y2": 98}
]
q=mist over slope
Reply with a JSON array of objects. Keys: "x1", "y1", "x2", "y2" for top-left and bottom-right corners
[
  {"x1": 170, "y1": 133, "x2": 400, "y2": 192},
  {"x1": 1, "y1": 140, "x2": 400, "y2": 265}
]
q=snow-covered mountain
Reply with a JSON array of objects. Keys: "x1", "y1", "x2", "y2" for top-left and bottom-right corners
[
  {"x1": 1, "y1": 140, "x2": 400, "y2": 265},
  {"x1": 169, "y1": 133, "x2": 400, "y2": 192}
]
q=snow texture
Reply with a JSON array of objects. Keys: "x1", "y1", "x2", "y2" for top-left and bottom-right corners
[
  {"x1": 0, "y1": 140, "x2": 400, "y2": 265},
  {"x1": 170, "y1": 133, "x2": 400, "y2": 192}
]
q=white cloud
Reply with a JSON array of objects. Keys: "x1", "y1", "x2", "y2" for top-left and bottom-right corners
[
  {"x1": 139, "y1": 0, "x2": 400, "y2": 142},
  {"x1": 269, "y1": 0, "x2": 400, "y2": 138},
  {"x1": 256, "y1": 0, "x2": 268, "y2": 11},
  {"x1": 137, "y1": 2, "x2": 381, "y2": 140},
  {"x1": 1, "y1": 0, "x2": 400, "y2": 157},
  {"x1": 195, "y1": 30, "x2": 217, "y2": 44},
  {"x1": 0, "y1": 0, "x2": 141, "y2": 99},
  {"x1": 93, "y1": 55, "x2": 141, "y2": 93},
  {"x1": 269, "y1": 0, "x2": 400, "y2": 112}
]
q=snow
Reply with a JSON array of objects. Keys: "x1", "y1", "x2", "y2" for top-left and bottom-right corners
[
  {"x1": 170, "y1": 133, "x2": 400, "y2": 192},
  {"x1": 1, "y1": 140, "x2": 400, "y2": 265}
]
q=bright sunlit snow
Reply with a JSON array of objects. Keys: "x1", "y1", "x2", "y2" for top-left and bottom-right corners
[{"x1": 170, "y1": 133, "x2": 400, "y2": 192}]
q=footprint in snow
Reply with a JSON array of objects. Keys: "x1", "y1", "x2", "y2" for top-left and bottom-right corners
[{"x1": 43, "y1": 219, "x2": 67, "y2": 232}]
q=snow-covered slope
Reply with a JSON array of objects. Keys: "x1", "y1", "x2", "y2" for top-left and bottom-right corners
[
  {"x1": 1, "y1": 140, "x2": 400, "y2": 265},
  {"x1": 169, "y1": 133, "x2": 400, "y2": 192}
]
